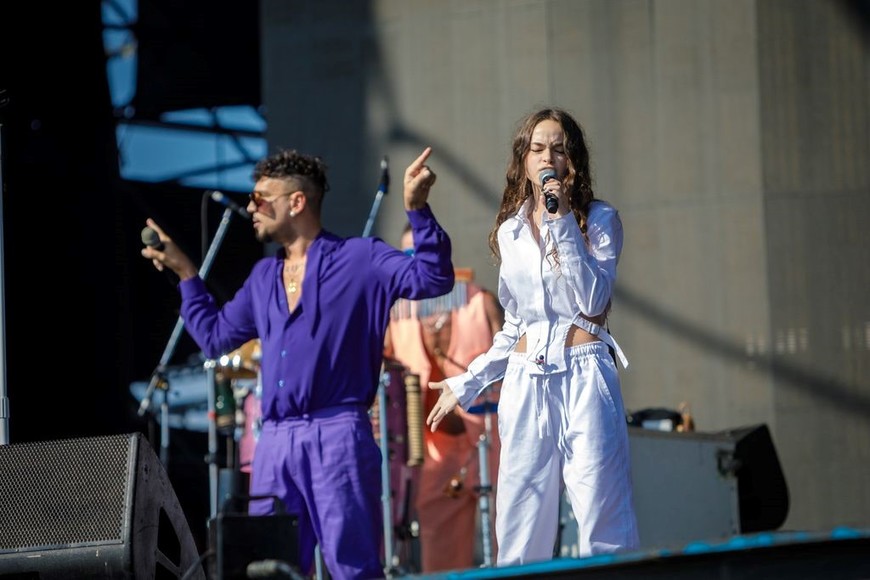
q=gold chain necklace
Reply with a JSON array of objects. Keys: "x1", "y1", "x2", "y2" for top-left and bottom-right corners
[{"x1": 285, "y1": 258, "x2": 306, "y2": 294}]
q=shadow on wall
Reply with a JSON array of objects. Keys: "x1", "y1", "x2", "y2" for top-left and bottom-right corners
[{"x1": 614, "y1": 286, "x2": 870, "y2": 420}]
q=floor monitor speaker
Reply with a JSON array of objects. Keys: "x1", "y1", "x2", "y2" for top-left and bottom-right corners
[
  {"x1": 0, "y1": 433, "x2": 205, "y2": 579},
  {"x1": 720, "y1": 424, "x2": 789, "y2": 533}
]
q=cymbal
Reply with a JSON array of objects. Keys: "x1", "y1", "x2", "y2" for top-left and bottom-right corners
[{"x1": 217, "y1": 339, "x2": 261, "y2": 379}]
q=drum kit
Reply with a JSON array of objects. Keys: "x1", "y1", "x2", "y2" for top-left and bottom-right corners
[
  {"x1": 129, "y1": 342, "x2": 261, "y2": 442},
  {"x1": 129, "y1": 340, "x2": 263, "y2": 516},
  {"x1": 213, "y1": 339, "x2": 262, "y2": 475}
]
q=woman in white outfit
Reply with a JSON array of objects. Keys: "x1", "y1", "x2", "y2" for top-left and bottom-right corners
[{"x1": 427, "y1": 107, "x2": 639, "y2": 566}]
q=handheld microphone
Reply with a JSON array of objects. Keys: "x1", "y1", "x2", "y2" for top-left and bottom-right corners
[
  {"x1": 378, "y1": 155, "x2": 389, "y2": 194},
  {"x1": 210, "y1": 190, "x2": 251, "y2": 220},
  {"x1": 141, "y1": 226, "x2": 179, "y2": 286},
  {"x1": 141, "y1": 226, "x2": 164, "y2": 251},
  {"x1": 538, "y1": 168, "x2": 560, "y2": 214}
]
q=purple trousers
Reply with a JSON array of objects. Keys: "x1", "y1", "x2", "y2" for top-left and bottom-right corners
[{"x1": 249, "y1": 405, "x2": 385, "y2": 579}]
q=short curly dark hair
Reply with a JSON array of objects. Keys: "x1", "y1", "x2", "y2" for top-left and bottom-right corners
[{"x1": 253, "y1": 149, "x2": 330, "y2": 210}]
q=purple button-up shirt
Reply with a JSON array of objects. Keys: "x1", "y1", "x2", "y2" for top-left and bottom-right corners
[{"x1": 180, "y1": 205, "x2": 454, "y2": 421}]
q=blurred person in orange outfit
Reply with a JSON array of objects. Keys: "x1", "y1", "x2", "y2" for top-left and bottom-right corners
[{"x1": 384, "y1": 223, "x2": 504, "y2": 572}]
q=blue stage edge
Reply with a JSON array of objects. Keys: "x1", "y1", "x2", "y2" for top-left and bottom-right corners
[{"x1": 406, "y1": 527, "x2": 870, "y2": 579}]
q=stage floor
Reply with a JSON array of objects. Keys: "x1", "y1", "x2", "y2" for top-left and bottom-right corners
[{"x1": 401, "y1": 527, "x2": 870, "y2": 579}]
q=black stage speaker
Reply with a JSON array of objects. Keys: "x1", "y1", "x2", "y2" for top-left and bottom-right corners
[
  {"x1": 0, "y1": 433, "x2": 205, "y2": 579},
  {"x1": 562, "y1": 423, "x2": 791, "y2": 554},
  {"x1": 208, "y1": 496, "x2": 300, "y2": 580},
  {"x1": 718, "y1": 424, "x2": 789, "y2": 533}
]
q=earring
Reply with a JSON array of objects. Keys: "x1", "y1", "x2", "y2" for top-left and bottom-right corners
[{"x1": 288, "y1": 210, "x2": 296, "y2": 218}]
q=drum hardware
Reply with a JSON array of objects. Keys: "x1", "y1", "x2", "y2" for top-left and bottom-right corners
[
  {"x1": 129, "y1": 362, "x2": 260, "y2": 436},
  {"x1": 374, "y1": 360, "x2": 424, "y2": 577},
  {"x1": 217, "y1": 339, "x2": 261, "y2": 380},
  {"x1": 238, "y1": 382, "x2": 262, "y2": 476},
  {"x1": 376, "y1": 361, "x2": 399, "y2": 576},
  {"x1": 207, "y1": 339, "x2": 262, "y2": 520},
  {"x1": 214, "y1": 373, "x2": 237, "y2": 434},
  {"x1": 130, "y1": 363, "x2": 208, "y2": 411},
  {"x1": 434, "y1": 344, "x2": 499, "y2": 568},
  {"x1": 468, "y1": 389, "x2": 498, "y2": 568}
]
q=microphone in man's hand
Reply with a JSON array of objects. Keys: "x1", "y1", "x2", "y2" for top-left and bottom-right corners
[
  {"x1": 538, "y1": 168, "x2": 560, "y2": 214},
  {"x1": 210, "y1": 190, "x2": 251, "y2": 220},
  {"x1": 141, "y1": 226, "x2": 164, "y2": 251},
  {"x1": 141, "y1": 226, "x2": 178, "y2": 286}
]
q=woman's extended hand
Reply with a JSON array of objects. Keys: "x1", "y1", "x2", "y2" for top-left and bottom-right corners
[{"x1": 426, "y1": 380, "x2": 459, "y2": 432}]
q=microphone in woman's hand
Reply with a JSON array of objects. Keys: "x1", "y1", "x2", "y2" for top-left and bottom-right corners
[{"x1": 538, "y1": 168, "x2": 560, "y2": 214}]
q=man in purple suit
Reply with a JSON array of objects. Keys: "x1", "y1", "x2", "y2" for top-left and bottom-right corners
[{"x1": 143, "y1": 146, "x2": 453, "y2": 579}]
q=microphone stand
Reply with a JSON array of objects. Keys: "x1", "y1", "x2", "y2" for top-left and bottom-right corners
[
  {"x1": 473, "y1": 388, "x2": 497, "y2": 568},
  {"x1": 453, "y1": 353, "x2": 498, "y2": 568},
  {"x1": 359, "y1": 156, "x2": 404, "y2": 577},
  {"x1": 377, "y1": 365, "x2": 397, "y2": 577},
  {"x1": 138, "y1": 207, "x2": 238, "y2": 520},
  {"x1": 363, "y1": 156, "x2": 389, "y2": 238}
]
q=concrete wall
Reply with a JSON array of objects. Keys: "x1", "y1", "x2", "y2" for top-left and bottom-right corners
[{"x1": 261, "y1": 0, "x2": 870, "y2": 541}]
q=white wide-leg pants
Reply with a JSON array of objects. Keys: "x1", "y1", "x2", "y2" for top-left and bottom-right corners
[{"x1": 495, "y1": 341, "x2": 639, "y2": 566}]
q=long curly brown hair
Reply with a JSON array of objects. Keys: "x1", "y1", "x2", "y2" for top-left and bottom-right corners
[{"x1": 488, "y1": 107, "x2": 596, "y2": 263}]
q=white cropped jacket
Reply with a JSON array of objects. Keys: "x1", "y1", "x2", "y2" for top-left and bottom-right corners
[{"x1": 446, "y1": 198, "x2": 628, "y2": 409}]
